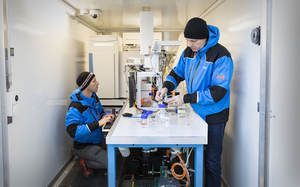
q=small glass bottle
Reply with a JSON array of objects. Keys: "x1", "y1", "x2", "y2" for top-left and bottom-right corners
[
  {"x1": 146, "y1": 111, "x2": 155, "y2": 126},
  {"x1": 141, "y1": 114, "x2": 148, "y2": 128},
  {"x1": 178, "y1": 104, "x2": 186, "y2": 118},
  {"x1": 168, "y1": 103, "x2": 177, "y2": 124}
]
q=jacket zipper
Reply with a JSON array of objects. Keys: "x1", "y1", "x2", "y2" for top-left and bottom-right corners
[
  {"x1": 93, "y1": 97, "x2": 100, "y2": 119},
  {"x1": 191, "y1": 57, "x2": 201, "y2": 93},
  {"x1": 187, "y1": 64, "x2": 193, "y2": 87},
  {"x1": 188, "y1": 57, "x2": 201, "y2": 93},
  {"x1": 90, "y1": 111, "x2": 99, "y2": 121}
]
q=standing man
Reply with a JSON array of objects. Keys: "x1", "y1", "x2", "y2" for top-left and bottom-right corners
[
  {"x1": 156, "y1": 17, "x2": 234, "y2": 187},
  {"x1": 65, "y1": 71, "x2": 115, "y2": 177}
]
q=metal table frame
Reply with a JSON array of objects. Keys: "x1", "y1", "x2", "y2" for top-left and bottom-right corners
[
  {"x1": 107, "y1": 144, "x2": 203, "y2": 186},
  {"x1": 106, "y1": 101, "x2": 207, "y2": 186}
]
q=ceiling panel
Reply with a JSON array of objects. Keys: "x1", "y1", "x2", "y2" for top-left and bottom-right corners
[{"x1": 67, "y1": 0, "x2": 216, "y2": 32}]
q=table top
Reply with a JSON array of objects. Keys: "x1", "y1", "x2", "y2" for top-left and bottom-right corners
[{"x1": 106, "y1": 101, "x2": 207, "y2": 145}]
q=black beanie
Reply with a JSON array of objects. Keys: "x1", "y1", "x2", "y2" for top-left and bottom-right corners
[
  {"x1": 76, "y1": 72, "x2": 95, "y2": 91},
  {"x1": 184, "y1": 17, "x2": 209, "y2": 39}
]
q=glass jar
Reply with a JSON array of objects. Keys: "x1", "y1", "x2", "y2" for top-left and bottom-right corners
[
  {"x1": 178, "y1": 104, "x2": 186, "y2": 118},
  {"x1": 146, "y1": 111, "x2": 155, "y2": 126},
  {"x1": 141, "y1": 114, "x2": 148, "y2": 128}
]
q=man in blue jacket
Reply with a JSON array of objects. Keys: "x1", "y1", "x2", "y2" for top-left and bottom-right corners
[
  {"x1": 156, "y1": 18, "x2": 234, "y2": 187},
  {"x1": 65, "y1": 72, "x2": 114, "y2": 177}
]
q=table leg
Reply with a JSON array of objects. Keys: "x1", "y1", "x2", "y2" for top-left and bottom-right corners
[
  {"x1": 108, "y1": 145, "x2": 116, "y2": 187},
  {"x1": 194, "y1": 144, "x2": 203, "y2": 187}
]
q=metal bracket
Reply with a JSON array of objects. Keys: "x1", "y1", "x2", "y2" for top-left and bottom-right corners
[
  {"x1": 269, "y1": 110, "x2": 275, "y2": 118},
  {"x1": 258, "y1": 102, "x2": 275, "y2": 118}
]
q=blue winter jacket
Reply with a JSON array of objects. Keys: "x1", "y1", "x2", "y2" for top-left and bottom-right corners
[
  {"x1": 163, "y1": 25, "x2": 234, "y2": 125},
  {"x1": 65, "y1": 89, "x2": 106, "y2": 149}
]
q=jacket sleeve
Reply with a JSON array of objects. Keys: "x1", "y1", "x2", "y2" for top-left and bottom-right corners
[
  {"x1": 163, "y1": 52, "x2": 186, "y2": 92},
  {"x1": 65, "y1": 107, "x2": 99, "y2": 139},
  {"x1": 184, "y1": 55, "x2": 234, "y2": 104}
]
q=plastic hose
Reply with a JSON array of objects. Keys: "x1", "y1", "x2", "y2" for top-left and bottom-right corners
[{"x1": 171, "y1": 152, "x2": 190, "y2": 187}]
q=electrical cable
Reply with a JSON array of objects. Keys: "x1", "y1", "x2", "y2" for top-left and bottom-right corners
[
  {"x1": 171, "y1": 152, "x2": 190, "y2": 187},
  {"x1": 163, "y1": 50, "x2": 178, "y2": 77},
  {"x1": 185, "y1": 148, "x2": 194, "y2": 168},
  {"x1": 149, "y1": 42, "x2": 163, "y2": 89},
  {"x1": 134, "y1": 102, "x2": 143, "y2": 113},
  {"x1": 162, "y1": 51, "x2": 174, "y2": 76}
]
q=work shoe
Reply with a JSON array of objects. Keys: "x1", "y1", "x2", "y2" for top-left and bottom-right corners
[{"x1": 78, "y1": 158, "x2": 95, "y2": 178}]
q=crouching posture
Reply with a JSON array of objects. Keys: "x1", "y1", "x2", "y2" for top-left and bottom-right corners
[{"x1": 65, "y1": 72, "x2": 114, "y2": 177}]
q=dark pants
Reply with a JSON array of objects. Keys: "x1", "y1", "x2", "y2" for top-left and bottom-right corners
[
  {"x1": 204, "y1": 123, "x2": 226, "y2": 187},
  {"x1": 74, "y1": 145, "x2": 108, "y2": 169}
]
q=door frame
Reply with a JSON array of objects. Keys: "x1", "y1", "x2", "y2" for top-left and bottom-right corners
[{"x1": 259, "y1": 0, "x2": 272, "y2": 186}]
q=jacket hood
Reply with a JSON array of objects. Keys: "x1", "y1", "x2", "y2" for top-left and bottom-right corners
[
  {"x1": 199, "y1": 25, "x2": 220, "y2": 54},
  {"x1": 70, "y1": 89, "x2": 89, "y2": 106}
]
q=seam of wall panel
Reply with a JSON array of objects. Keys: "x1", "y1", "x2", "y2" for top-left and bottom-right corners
[
  {"x1": 3, "y1": 0, "x2": 10, "y2": 91},
  {"x1": 259, "y1": 0, "x2": 272, "y2": 187},
  {"x1": 199, "y1": 0, "x2": 226, "y2": 18},
  {"x1": 1, "y1": 0, "x2": 10, "y2": 186}
]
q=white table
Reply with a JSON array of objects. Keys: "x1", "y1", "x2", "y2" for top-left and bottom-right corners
[{"x1": 106, "y1": 101, "x2": 207, "y2": 186}]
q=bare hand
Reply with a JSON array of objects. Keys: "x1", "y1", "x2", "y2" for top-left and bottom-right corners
[
  {"x1": 98, "y1": 115, "x2": 113, "y2": 127},
  {"x1": 155, "y1": 87, "x2": 168, "y2": 102},
  {"x1": 105, "y1": 114, "x2": 115, "y2": 121},
  {"x1": 167, "y1": 95, "x2": 184, "y2": 105}
]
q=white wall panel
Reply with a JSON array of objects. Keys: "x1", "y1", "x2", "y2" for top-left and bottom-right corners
[
  {"x1": 7, "y1": 0, "x2": 96, "y2": 186},
  {"x1": 269, "y1": 0, "x2": 300, "y2": 186},
  {"x1": 204, "y1": 0, "x2": 261, "y2": 186}
]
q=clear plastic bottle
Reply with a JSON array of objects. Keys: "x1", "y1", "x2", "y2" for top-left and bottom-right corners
[
  {"x1": 141, "y1": 114, "x2": 149, "y2": 128},
  {"x1": 178, "y1": 104, "x2": 186, "y2": 118},
  {"x1": 155, "y1": 104, "x2": 169, "y2": 132}
]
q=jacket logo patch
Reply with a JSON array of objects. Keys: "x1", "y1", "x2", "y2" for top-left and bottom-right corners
[{"x1": 217, "y1": 74, "x2": 225, "y2": 80}]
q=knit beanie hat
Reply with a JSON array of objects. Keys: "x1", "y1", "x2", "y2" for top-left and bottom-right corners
[
  {"x1": 76, "y1": 72, "x2": 95, "y2": 91},
  {"x1": 184, "y1": 17, "x2": 209, "y2": 39}
]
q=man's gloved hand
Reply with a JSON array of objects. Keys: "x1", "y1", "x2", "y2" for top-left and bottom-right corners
[
  {"x1": 166, "y1": 95, "x2": 184, "y2": 105},
  {"x1": 155, "y1": 87, "x2": 168, "y2": 102}
]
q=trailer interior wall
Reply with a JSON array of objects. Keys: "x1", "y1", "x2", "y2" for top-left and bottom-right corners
[
  {"x1": 269, "y1": 0, "x2": 300, "y2": 186},
  {"x1": 6, "y1": 0, "x2": 96, "y2": 186},
  {"x1": 1, "y1": 0, "x2": 9, "y2": 186},
  {"x1": 204, "y1": 0, "x2": 261, "y2": 186}
]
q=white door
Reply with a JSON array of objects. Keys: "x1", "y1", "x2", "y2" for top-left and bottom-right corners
[{"x1": 269, "y1": 0, "x2": 300, "y2": 186}]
